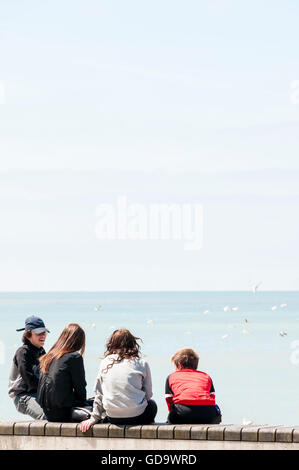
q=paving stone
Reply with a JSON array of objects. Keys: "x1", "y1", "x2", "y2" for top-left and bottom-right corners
[
  {"x1": 125, "y1": 425, "x2": 142, "y2": 438},
  {"x1": 207, "y1": 425, "x2": 226, "y2": 441},
  {"x1": 258, "y1": 426, "x2": 279, "y2": 442},
  {"x1": 29, "y1": 421, "x2": 47, "y2": 436},
  {"x1": 190, "y1": 425, "x2": 209, "y2": 440},
  {"x1": 224, "y1": 425, "x2": 242, "y2": 441},
  {"x1": 0, "y1": 422, "x2": 15, "y2": 435},
  {"x1": 292, "y1": 427, "x2": 299, "y2": 443},
  {"x1": 77, "y1": 424, "x2": 93, "y2": 437},
  {"x1": 174, "y1": 425, "x2": 192, "y2": 440},
  {"x1": 241, "y1": 426, "x2": 260, "y2": 442},
  {"x1": 141, "y1": 425, "x2": 158, "y2": 439},
  {"x1": 13, "y1": 421, "x2": 31, "y2": 436},
  {"x1": 157, "y1": 425, "x2": 174, "y2": 439},
  {"x1": 92, "y1": 423, "x2": 110, "y2": 438},
  {"x1": 108, "y1": 424, "x2": 125, "y2": 438},
  {"x1": 276, "y1": 427, "x2": 294, "y2": 443},
  {"x1": 45, "y1": 422, "x2": 62, "y2": 436},
  {"x1": 60, "y1": 423, "x2": 78, "y2": 437}
]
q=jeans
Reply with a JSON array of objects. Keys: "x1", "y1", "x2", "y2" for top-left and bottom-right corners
[
  {"x1": 44, "y1": 399, "x2": 94, "y2": 423},
  {"x1": 14, "y1": 393, "x2": 45, "y2": 420},
  {"x1": 44, "y1": 407, "x2": 72, "y2": 422}
]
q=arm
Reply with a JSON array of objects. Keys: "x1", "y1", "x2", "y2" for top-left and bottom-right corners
[
  {"x1": 90, "y1": 374, "x2": 105, "y2": 423},
  {"x1": 80, "y1": 371, "x2": 105, "y2": 433},
  {"x1": 143, "y1": 361, "x2": 153, "y2": 401},
  {"x1": 210, "y1": 379, "x2": 215, "y2": 397},
  {"x1": 16, "y1": 348, "x2": 39, "y2": 391},
  {"x1": 165, "y1": 376, "x2": 174, "y2": 411},
  {"x1": 68, "y1": 354, "x2": 87, "y2": 405}
]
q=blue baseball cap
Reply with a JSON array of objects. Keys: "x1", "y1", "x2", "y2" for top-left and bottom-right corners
[{"x1": 16, "y1": 315, "x2": 50, "y2": 334}]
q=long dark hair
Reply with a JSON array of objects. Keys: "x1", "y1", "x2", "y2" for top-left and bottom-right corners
[
  {"x1": 39, "y1": 323, "x2": 85, "y2": 374},
  {"x1": 102, "y1": 329, "x2": 141, "y2": 373}
]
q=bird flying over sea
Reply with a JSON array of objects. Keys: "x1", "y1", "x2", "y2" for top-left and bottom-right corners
[{"x1": 252, "y1": 282, "x2": 262, "y2": 294}]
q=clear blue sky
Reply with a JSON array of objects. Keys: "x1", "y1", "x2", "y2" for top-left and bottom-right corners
[{"x1": 0, "y1": 1, "x2": 298, "y2": 290}]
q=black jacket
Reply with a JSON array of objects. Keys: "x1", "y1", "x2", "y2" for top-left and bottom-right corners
[
  {"x1": 37, "y1": 352, "x2": 86, "y2": 410},
  {"x1": 8, "y1": 339, "x2": 46, "y2": 398}
]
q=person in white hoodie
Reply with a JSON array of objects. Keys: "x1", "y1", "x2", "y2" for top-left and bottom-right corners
[{"x1": 80, "y1": 329, "x2": 157, "y2": 432}]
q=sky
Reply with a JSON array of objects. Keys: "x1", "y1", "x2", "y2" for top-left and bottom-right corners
[{"x1": 0, "y1": 0, "x2": 298, "y2": 291}]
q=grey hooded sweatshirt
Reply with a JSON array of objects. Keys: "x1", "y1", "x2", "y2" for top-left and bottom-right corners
[{"x1": 90, "y1": 355, "x2": 153, "y2": 423}]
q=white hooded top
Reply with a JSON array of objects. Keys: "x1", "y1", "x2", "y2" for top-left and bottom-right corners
[{"x1": 91, "y1": 354, "x2": 153, "y2": 421}]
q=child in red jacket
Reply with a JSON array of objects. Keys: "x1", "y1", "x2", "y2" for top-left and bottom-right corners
[{"x1": 165, "y1": 348, "x2": 221, "y2": 424}]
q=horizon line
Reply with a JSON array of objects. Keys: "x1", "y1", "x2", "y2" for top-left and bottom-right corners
[{"x1": 0, "y1": 289, "x2": 297, "y2": 294}]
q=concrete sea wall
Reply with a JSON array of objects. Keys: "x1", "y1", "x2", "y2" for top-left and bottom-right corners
[{"x1": 1, "y1": 421, "x2": 299, "y2": 450}]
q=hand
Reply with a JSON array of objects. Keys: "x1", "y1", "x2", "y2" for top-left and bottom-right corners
[{"x1": 80, "y1": 418, "x2": 94, "y2": 433}]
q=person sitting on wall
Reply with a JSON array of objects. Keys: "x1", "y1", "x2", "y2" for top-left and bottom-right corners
[
  {"x1": 8, "y1": 316, "x2": 49, "y2": 419},
  {"x1": 80, "y1": 329, "x2": 157, "y2": 432},
  {"x1": 165, "y1": 347, "x2": 222, "y2": 424},
  {"x1": 37, "y1": 323, "x2": 87, "y2": 422}
]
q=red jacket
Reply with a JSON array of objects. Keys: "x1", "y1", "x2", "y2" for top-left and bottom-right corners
[{"x1": 165, "y1": 369, "x2": 216, "y2": 411}]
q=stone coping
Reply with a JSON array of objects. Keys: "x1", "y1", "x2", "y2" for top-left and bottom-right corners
[{"x1": 0, "y1": 422, "x2": 299, "y2": 443}]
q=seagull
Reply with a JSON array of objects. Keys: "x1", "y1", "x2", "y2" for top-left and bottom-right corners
[
  {"x1": 221, "y1": 334, "x2": 229, "y2": 340},
  {"x1": 252, "y1": 282, "x2": 262, "y2": 294},
  {"x1": 94, "y1": 305, "x2": 102, "y2": 311},
  {"x1": 203, "y1": 310, "x2": 210, "y2": 315},
  {"x1": 279, "y1": 331, "x2": 287, "y2": 337},
  {"x1": 223, "y1": 306, "x2": 230, "y2": 312},
  {"x1": 244, "y1": 318, "x2": 248, "y2": 323},
  {"x1": 243, "y1": 418, "x2": 253, "y2": 426},
  {"x1": 232, "y1": 307, "x2": 239, "y2": 311},
  {"x1": 91, "y1": 323, "x2": 96, "y2": 329},
  {"x1": 147, "y1": 319, "x2": 154, "y2": 325},
  {"x1": 280, "y1": 304, "x2": 287, "y2": 308},
  {"x1": 271, "y1": 306, "x2": 277, "y2": 311}
]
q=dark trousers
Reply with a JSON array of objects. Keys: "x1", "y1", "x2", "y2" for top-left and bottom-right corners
[
  {"x1": 43, "y1": 399, "x2": 94, "y2": 423},
  {"x1": 107, "y1": 399, "x2": 157, "y2": 425},
  {"x1": 44, "y1": 407, "x2": 72, "y2": 422},
  {"x1": 168, "y1": 404, "x2": 222, "y2": 425}
]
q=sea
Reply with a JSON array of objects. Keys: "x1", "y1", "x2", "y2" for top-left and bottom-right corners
[{"x1": 0, "y1": 291, "x2": 298, "y2": 425}]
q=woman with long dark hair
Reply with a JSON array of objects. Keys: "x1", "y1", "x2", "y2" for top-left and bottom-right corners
[
  {"x1": 80, "y1": 329, "x2": 157, "y2": 432},
  {"x1": 37, "y1": 323, "x2": 87, "y2": 422}
]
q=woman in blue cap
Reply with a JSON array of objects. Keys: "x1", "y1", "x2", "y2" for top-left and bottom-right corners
[{"x1": 8, "y1": 315, "x2": 50, "y2": 419}]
